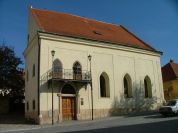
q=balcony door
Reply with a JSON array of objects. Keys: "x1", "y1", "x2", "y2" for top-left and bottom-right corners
[
  {"x1": 73, "y1": 61, "x2": 82, "y2": 80},
  {"x1": 53, "y1": 59, "x2": 62, "y2": 79}
]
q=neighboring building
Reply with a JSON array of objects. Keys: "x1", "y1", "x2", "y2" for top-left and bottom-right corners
[
  {"x1": 162, "y1": 60, "x2": 178, "y2": 101},
  {"x1": 24, "y1": 7, "x2": 164, "y2": 124}
]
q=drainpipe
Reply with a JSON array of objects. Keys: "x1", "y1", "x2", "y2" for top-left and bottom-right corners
[{"x1": 37, "y1": 32, "x2": 41, "y2": 124}]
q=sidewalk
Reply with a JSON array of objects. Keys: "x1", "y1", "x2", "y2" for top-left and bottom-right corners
[{"x1": 0, "y1": 116, "x2": 123, "y2": 133}]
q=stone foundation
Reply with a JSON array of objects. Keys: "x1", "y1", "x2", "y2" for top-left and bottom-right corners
[
  {"x1": 78, "y1": 108, "x2": 136, "y2": 120},
  {"x1": 28, "y1": 105, "x2": 161, "y2": 124},
  {"x1": 25, "y1": 110, "x2": 59, "y2": 124},
  {"x1": 77, "y1": 106, "x2": 160, "y2": 120},
  {"x1": 25, "y1": 111, "x2": 38, "y2": 123},
  {"x1": 40, "y1": 110, "x2": 59, "y2": 124}
]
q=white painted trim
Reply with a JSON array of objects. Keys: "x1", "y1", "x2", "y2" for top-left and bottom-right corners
[{"x1": 62, "y1": 94, "x2": 76, "y2": 97}]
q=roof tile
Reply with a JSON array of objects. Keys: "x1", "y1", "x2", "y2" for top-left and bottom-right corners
[{"x1": 31, "y1": 8, "x2": 156, "y2": 51}]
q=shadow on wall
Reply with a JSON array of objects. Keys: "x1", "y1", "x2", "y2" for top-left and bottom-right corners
[
  {"x1": 40, "y1": 71, "x2": 164, "y2": 117},
  {"x1": 110, "y1": 82, "x2": 162, "y2": 116},
  {"x1": 40, "y1": 71, "x2": 63, "y2": 94},
  {"x1": 40, "y1": 70, "x2": 88, "y2": 94}
]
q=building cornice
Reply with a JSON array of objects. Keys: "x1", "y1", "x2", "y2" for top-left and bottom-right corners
[{"x1": 38, "y1": 31, "x2": 162, "y2": 57}]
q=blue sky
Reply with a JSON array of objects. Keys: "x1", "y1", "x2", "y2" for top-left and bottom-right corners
[{"x1": 0, "y1": 0, "x2": 178, "y2": 67}]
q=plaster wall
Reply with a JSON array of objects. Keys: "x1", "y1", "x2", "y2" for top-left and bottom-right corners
[{"x1": 38, "y1": 35, "x2": 164, "y2": 114}]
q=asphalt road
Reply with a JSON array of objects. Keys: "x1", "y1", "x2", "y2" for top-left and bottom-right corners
[
  {"x1": 1, "y1": 113, "x2": 178, "y2": 133},
  {"x1": 65, "y1": 119, "x2": 178, "y2": 133}
]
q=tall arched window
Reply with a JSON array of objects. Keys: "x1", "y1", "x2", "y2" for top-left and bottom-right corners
[
  {"x1": 53, "y1": 59, "x2": 62, "y2": 78},
  {"x1": 144, "y1": 76, "x2": 152, "y2": 98},
  {"x1": 73, "y1": 61, "x2": 82, "y2": 80},
  {"x1": 123, "y1": 74, "x2": 132, "y2": 98},
  {"x1": 100, "y1": 72, "x2": 110, "y2": 97}
]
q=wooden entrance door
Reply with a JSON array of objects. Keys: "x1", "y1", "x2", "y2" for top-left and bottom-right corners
[{"x1": 62, "y1": 97, "x2": 76, "y2": 121}]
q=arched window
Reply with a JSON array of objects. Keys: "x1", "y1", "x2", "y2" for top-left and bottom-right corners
[
  {"x1": 100, "y1": 72, "x2": 110, "y2": 97},
  {"x1": 123, "y1": 74, "x2": 132, "y2": 98},
  {"x1": 53, "y1": 59, "x2": 62, "y2": 78},
  {"x1": 144, "y1": 76, "x2": 152, "y2": 98},
  {"x1": 73, "y1": 61, "x2": 82, "y2": 80}
]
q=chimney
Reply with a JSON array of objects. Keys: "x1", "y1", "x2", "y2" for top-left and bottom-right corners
[{"x1": 170, "y1": 59, "x2": 174, "y2": 63}]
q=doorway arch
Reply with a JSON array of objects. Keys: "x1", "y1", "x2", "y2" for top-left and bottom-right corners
[
  {"x1": 61, "y1": 84, "x2": 76, "y2": 94},
  {"x1": 61, "y1": 84, "x2": 76, "y2": 121}
]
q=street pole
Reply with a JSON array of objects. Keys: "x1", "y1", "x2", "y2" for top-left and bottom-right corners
[
  {"x1": 51, "y1": 50, "x2": 55, "y2": 125},
  {"x1": 88, "y1": 55, "x2": 93, "y2": 120}
]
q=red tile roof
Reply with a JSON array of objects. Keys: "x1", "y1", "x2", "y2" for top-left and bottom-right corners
[
  {"x1": 162, "y1": 61, "x2": 178, "y2": 82},
  {"x1": 31, "y1": 8, "x2": 157, "y2": 52}
]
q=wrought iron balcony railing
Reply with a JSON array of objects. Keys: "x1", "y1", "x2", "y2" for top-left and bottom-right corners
[{"x1": 40, "y1": 68, "x2": 91, "y2": 82}]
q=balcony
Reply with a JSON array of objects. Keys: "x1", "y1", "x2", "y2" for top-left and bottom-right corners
[{"x1": 41, "y1": 68, "x2": 91, "y2": 84}]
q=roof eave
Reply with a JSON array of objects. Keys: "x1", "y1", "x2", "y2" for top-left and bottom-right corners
[{"x1": 38, "y1": 30, "x2": 162, "y2": 55}]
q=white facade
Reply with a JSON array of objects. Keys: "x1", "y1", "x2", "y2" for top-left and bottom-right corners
[{"x1": 24, "y1": 9, "x2": 164, "y2": 124}]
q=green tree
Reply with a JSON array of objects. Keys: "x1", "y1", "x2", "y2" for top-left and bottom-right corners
[{"x1": 0, "y1": 45, "x2": 24, "y2": 96}]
